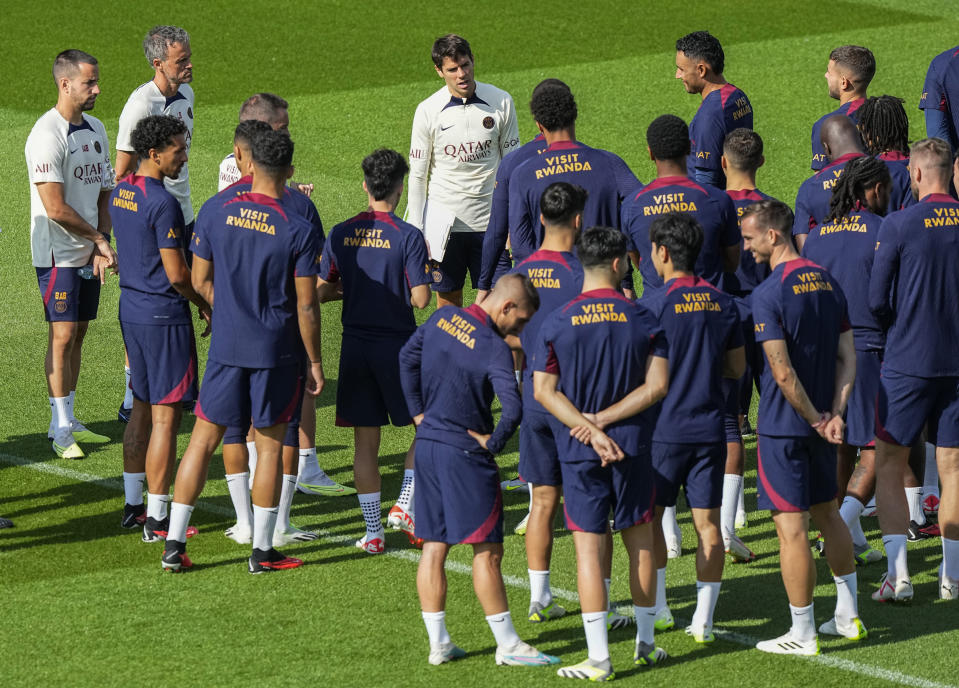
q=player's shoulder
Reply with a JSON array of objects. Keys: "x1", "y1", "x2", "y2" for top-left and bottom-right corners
[
  {"x1": 27, "y1": 108, "x2": 64, "y2": 140},
  {"x1": 121, "y1": 81, "x2": 160, "y2": 111},
  {"x1": 475, "y1": 81, "x2": 514, "y2": 106},
  {"x1": 418, "y1": 85, "x2": 452, "y2": 112},
  {"x1": 82, "y1": 113, "x2": 108, "y2": 136},
  {"x1": 178, "y1": 83, "x2": 195, "y2": 101}
]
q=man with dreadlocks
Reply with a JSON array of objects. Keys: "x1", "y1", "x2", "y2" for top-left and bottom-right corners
[
  {"x1": 802, "y1": 156, "x2": 891, "y2": 571},
  {"x1": 857, "y1": 96, "x2": 915, "y2": 212}
]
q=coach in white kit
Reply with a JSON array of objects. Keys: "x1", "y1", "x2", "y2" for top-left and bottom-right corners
[
  {"x1": 25, "y1": 49, "x2": 117, "y2": 459},
  {"x1": 406, "y1": 34, "x2": 520, "y2": 308}
]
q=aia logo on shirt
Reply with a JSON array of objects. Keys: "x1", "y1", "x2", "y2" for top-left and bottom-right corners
[
  {"x1": 482, "y1": 116, "x2": 494, "y2": 129},
  {"x1": 82, "y1": 144, "x2": 89, "y2": 152}
]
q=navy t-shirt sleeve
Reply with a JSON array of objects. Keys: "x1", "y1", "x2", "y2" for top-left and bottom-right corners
[
  {"x1": 793, "y1": 182, "x2": 814, "y2": 237},
  {"x1": 868, "y1": 216, "x2": 900, "y2": 330},
  {"x1": 693, "y1": 117, "x2": 726, "y2": 173},
  {"x1": 318, "y1": 233, "x2": 338, "y2": 282},
  {"x1": 398, "y1": 322, "x2": 428, "y2": 417},
  {"x1": 507, "y1": 167, "x2": 536, "y2": 257},
  {"x1": 405, "y1": 230, "x2": 432, "y2": 288},
  {"x1": 190, "y1": 201, "x2": 214, "y2": 261},
  {"x1": 531, "y1": 314, "x2": 559, "y2": 375},
  {"x1": 477, "y1": 165, "x2": 512, "y2": 291},
  {"x1": 718, "y1": 193, "x2": 740, "y2": 247},
  {"x1": 485, "y1": 339, "x2": 523, "y2": 454},
  {"x1": 751, "y1": 284, "x2": 784, "y2": 343},
  {"x1": 154, "y1": 196, "x2": 187, "y2": 250}
]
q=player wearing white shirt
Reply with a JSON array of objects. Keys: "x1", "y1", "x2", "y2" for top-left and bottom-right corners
[
  {"x1": 25, "y1": 49, "x2": 117, "y2": 459},
  {"x1": 407, "y1": 34, "x2": 520, "y2": 307}
]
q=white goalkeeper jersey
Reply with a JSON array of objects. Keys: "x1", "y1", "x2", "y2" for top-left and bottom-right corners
[
  {"x1": 218, "y1": 153, "x2": 241, "y2": 191},
  {"x1": 406, "y1": 81, "x2": 520, "y2": 233}
]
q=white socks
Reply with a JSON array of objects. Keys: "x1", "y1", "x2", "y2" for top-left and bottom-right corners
[
  {"x1": 358, "y1": 491, "x2": 382, "y2": 535},
  {"x1": 529, "y1": 569, "x2": 552, "y2": 607},
  {"x1": 297, "y1": 447, "x2": 333, "y2": 485},
  {"x1": 789, "y1": 602, "x2": 816, "y2": 641},
  {"x1": 146, "y1": 493, "x2": 170, "y2": 521},
  {"x1": 662, "y1": 506, "x2": 681, "y2": 551},
  {"x1": 123, "y1": 366, "x2": 133, "y2": 408},
  {"x1": 276, "y1": 474, "x2": 297, "y2": 532},
  {"x1": 66, "y1": 390, "x2": 77, "y2": 423},
  {"x1": 943, "y1": 538, "x2": 959, "y2": 581},
  {"x1": 422, "y1": 610, "x2": 452, "y2": 646},
  {"x1": 691, "y1": 580, "x2": 720, "y2": 631},
  {"x1": 396, "y1": 469, "x2": 415, "y2": 510},
  {"x1": 655, "y1": 567, "x2": 668, "y2": 613},
  {"x1": 226, "y1": 472, "x2": 253, "y2": 529},
  {"x1": 485, "y1": 611, "x2": 521, "y2": 649},
  {"x1": 839, "y1": 496, "x2": 868, "y2": 548},
  {"x1": 833, "y1": 572, "x2": 858, "y2": 622},
  {"x1": 906, "y1": 486, "x2": 925, "y2": 525},
  {"x1": 581, "y1": 611, "x2": 609, "y2": 661},
  {"x1": 50, "y1": 396, "x2": 71, "y2": 434},
  {"x1": 721, "y1": 474, "x2": 742, "y2": 540},
  {"x1": 252, "y1": 504, "x2": 278, "y2": 551},
  {"x1": 246, "y1": 441, "x2": 258, "y2": 490},
  {"x1": 883, "y1": 534, "x2": 909, "y2": 580},
  {"x1": 122, "y1": 472, "x2": 145, "y2": 506},
  {"x1": 167, "y1": 502, "x2": 194, "y2": 543},
  {"x1": 634, "y1": 605, "x2": 656, "y2": 645}
]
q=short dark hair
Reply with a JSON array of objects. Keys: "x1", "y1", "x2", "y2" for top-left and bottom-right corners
[
  {"x1": 740, "y1": 199, "x2": 794, "y2": 239},
  {"x1": 857, "y1": 95, "x2": 909, "y2": 156},
  {"x1": 362, "y1": 148, "x2": 409, "y2": 201},
  {"x1": 827, "y1": 155, "x2": 891, "y2": 222},
  {"x1": 576, "y1": 226, "x2": 627, "y2": 269},
  {"x1": 53, "y1": 49, "x2": 97, "y2": 81},
  {"x1": 649, "y1": 213, "x2": 703, "y2": 273},
  {"x1": 647, "y1": 114, "x2": 690, "y2": 162},
  {"x1": 529, "y1": 79, "x2": 577, "y2": 131},
  {"x1": 431, "y1": 34, "x2": 472, "y2": 68},
  {"x1": 250, "y1": 128, "x2": 294, "y2": 175},
  {"x1": 143, "y1": 26, "x2": 190, "y2": 64},
  {"x1": 540, "y1": 182, "x2": 588, "y2": 226},
  {"x1": 130, "y1": 115, "x2": 187, "y2": 158},
  {"x1": 676, "y1": 31, "x2": 725, "y2": 74},
  {"x1": 723, "y1": 128, "x2": 764, "y2": 171},
  {"x1": 829, "y1": 45, "x2": 876, "y2": 89},
  {"x1": 911, "y1": 137, "x2": 953, "y2": 181},
  {"x1": 234, "y1": 119, "x2": 272, "y2": 147},
  {"x1": 238, "y1": 93, "x2": 289, "y2": 124}
]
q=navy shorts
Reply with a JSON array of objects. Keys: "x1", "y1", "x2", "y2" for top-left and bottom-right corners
[
  {"x1": 518, "y1": 409, "x2": 562, "y2": 486},
  {"x1": 415, "y1": 438, "x2": 503, "y2": 544},
  {"x1": 335, "y1": 333, "x2": 412, "y2": 427},
  {"x1": 846, "y1": 350, "x2": 880, "y2": 448},
  {"x1": 876, "y1": 367, "x2": 959, "y2": 447},
  {"x1": 195, "y1": 361, "x2": 302, "y2": 429},
  {"x1": 36, "y1": 266, "x2": 100, "y2": 322},
  {"x1": 560, "y1": 455, "x2": 655, "y2": 534},
  {"x1": 223, "y1": 358, "x2": 306, "y2": 445},
  {"x1": 432, "y1": 232, "x2": 510, "y2": 293},
  {"x1": 757, "y1": 434, "x2": 837, "y2": 512},
  {"x1": 120, "y1": 321, "x2": 198, "y2": 405},
  {"x1": 652, "y1": 441, "x2": 725, "y2": 509}
]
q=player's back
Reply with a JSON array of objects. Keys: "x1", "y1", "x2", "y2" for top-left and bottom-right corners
[
  {"x1": 802, "y1": 209, "x2": 883, "y2": 351},
  {"x1": 218, "y1": 174, "x2": 324, "y2": 242},
  {"x1": 726, "y1": 188, "x2": 774, "y2": 294},
  {"x1": 645, "y1": 277, "x2": 741, "y2": 443},
  {"x1": 810, "y1": 98, "x2": 864, "y2": 171},
  {"x1": 623, "y1": 177, "x2": 738, "y2": 296},
  {"x1": 752, "y1": 258, "x2": 848, "y2": 436}
]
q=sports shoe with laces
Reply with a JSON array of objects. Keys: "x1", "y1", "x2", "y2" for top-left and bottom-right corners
[
  {"x1": 685, "y1": 624, "x2": 715, "y2": 643},
  {"x1": 428, "y1": 642, "x2": 466, "y2": 665},
  {"x1": 853, "y1": 543, "x2": 882, "y2": 565},
  {"x1": 923, "y1": 493, "x2": 940, "y2": 517},
  {"x1": 654, "y1": 606, "x2": 674, "y2": 631},
  {"x1": 919, "y1": 522, "x2": 941, "y2": 537},
  {"x1": 387, "y1": 503, "x2": 415, "y2": 534},
  {"x1": 248, "y1": 547, "x2": 303, "y2": 573},
  {"x1": 756, "y1": 631, "x2": 819, "y2": 655},
  {"x1": 725, "y1": 533, "x2": 756, "y2": 562},
  {"x1": 272, "y1": 524, "x2": 319, "y2": 547},
  {"x1": 871, "y1": 572, "x2": 913, "y2": 602},
  {"x1": 818, "y1": 616, "x2": 867, "y2": 640},
  {"x1": 939, "y1": 567, "x2": 958, "y2": 601},
  {"x1": 500, "y1": 477, "x2": 529, "y2": 492},
  {"x1": 633, "y1": 641, "x2": 667, "y2": 666},
  {"x1": 224, "y1": 523, "x2": 252, "y2": 544},
  {"x1": 142, "y1": 517, "x2": 198, "y2": 543},
  {"x1": 494, "y1": 640, "x2": 560, "y2": 666},
  {"x1": 121, "y1": 503, "x2": 146, "y2": 529},
  {"x1": 296, "y1": 472, "x2": 356, "y2": 496},
  {"x1": 528, "y1": 601, "x2": 567, "y2": 623},
  {"x1": 906, "y1": 520, "x2": 931, "y2": 541},
  {"x1": 608, "y1": 609, "x2": 634, "y2": 630},
  {"x1": 161, "y1": 540, "x2": 192, "y2": 572},
  {"x1": 355, "y1": 529, "x2": 385, "y2": 554},
  {"x1": 52, "y1": 430, "x2": 84, "y2": 459},
  {"x1": 68, "y1": 420, "x2": 109, "y2": 443},
  {"x1": 117, "y1": 404, "x2": 132, "y2": 423},
  {"x1": 556, "y1": 656, "x2": 614, "y2": 681}
]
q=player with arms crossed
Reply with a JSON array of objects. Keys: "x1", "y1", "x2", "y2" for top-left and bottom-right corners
[
  {"x1": 317, "y1": 149, "x2": 432, "y2": 553},
  {"x1": 26, "y1": 49, "x2": 117, "y2": 460},
  {"x1": 869, "y1": 138, "x2": 959, "y2": 602},
  {"x1": 534, "y1": 227, "x2": 670, "y2": 681},
  {"x1": 161, "y1": 129, "x2": 324, "y2": 574},
  {"x1": 110, "y1": 115, "x2": 211, "y2": 542},
  {"x1": 742, "y1": 199, "x2": 864, "y2": 654},
  {"x1": 399, "y1": 274, "x2": 559, "y2": 667},
  {"x1": 675, "y1": 31, "x2": 753, "y2": 188},
  {"x1": 810, "y1": 46, "x2": 874, "y2": 171},
  {"x1": 406, "y1": 34, "x2": 519, "y2": 308}
]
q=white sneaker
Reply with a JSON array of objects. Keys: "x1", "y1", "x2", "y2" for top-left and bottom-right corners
[
  {"x1": 654, "y1": 606, "x2": 674, "y2": 631},
  {"x1": 665, "y1": 537, "x2": 681, "y2": 559},
  {"x1": 818, "y1": 616, "x2": 868, "y2": 640},
  {"x1": 224, "y1": 523, "x2": 252, "y2": 544},
  {"x1": 296, "y1": 471, "x2": 357, "y2": 496},
  {"x1": 735, "y1": 511, "x2": 748, "y2": 529},
  {"x1": 428, "y1": 642, "x2": 466, "y2": 665},
  {"x1": 755, "y1": 631, "x2": 820, "y2": 656},
  {"x1": 273, "y1": 524, "x2": 319, "y2": 547},
  {"x1": 940, "y1": 568, "x2": 958, "y2": 600},
  {"x1": 494, "y1": 640, "x2": 560, "y2": 666},
  {"x1": 725, "y1": 534, "x2": 756, "y2": 562},
  {"x1": 871, "y1": 572, "x2": 913, "y2": 602},
  {"x1": 514, "y1": 510, "x2": 530, "y2": 535}
]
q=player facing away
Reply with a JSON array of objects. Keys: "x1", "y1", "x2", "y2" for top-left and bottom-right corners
[
  {"x1": 110, "y1": 115, "x2": 211, "y2": 542},
  {"x1": 810, "y1": 45, "x2": 874, "y2": 171},
  {"x1": 642, "y1": 213, "x2": 746, "y2": 643},
  {"x1": 317, "y1": 149, "x2": 432, "y2": 553},
  {"x1": 534, "y1": 227, "x2": 670, "y2": 680},
  {"x1": 802, "y1": 156, "x2": 891, "y2": 567},
  {"x1": 857, "y1": 96, "x2": 917, "y2": 213},
  {"x1": 161, "y1": 128, "x2": 325, "y2": 574},
  {"x1": 398, "y1": 274, "x2": 559, "y2": 667},
  {"x1": 741, "y1": 200, "x2": 864, "y2": 655},
  {"x1": 26, "y1": 49, "x2": 118, "y2": 459},
  {"x1": 919, "y1": 45, "x2": 959, "y2": 153},
  {"x1": 675, "y1": 31, "x2": 753, "y2": 188},
  {"x1": 115, "y1": 26, "x2": 195, "y2": 423},
  {"x1": 869, "y1": 138, "x2": 959, "y2": 602},
  {"x1": 406, "y1": 34, "x2": 520, "y2": 308}
]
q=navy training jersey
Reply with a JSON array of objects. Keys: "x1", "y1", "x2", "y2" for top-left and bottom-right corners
[
  {"x1": 219, "y1": 174, "x2": 325, "y2": 244},
  {"x1": 802, "y1": 208, "x2": 884, "y2": 351},
  {"x1": 726, "y1": 188, "x2": 774, "y2": 294},
  {"x1": 191, "y1": 191, "x2": 320, "y2": 368},
  {"x1": 920, "y1": 46, "x2": 959, "y2": 150},
  {"x1": 532, "y1": 288, "x2": 668, "y2": 462},
  {"x1": 752, "y1": 258, "x2": 850, "y2": 437},
  {"x1": 398, "y1": 304, "x2": 521, "y2": 455},
  {"x1": 509, "y1": 249, "x2": 584, "y2": 402},
  {"x1": 319, "y1": 210, "x2": 431, "y2": 337},
  {"x1": 869, "y1": 194, "x2": 959, "y2": 377},
  {"x1": 644, "y1": 276, "x2": 743, "y2": 443},
  {"x1": 622, "y1": 176, "x2": 739, "y2": 298},
  {"x1": 687, "y1": 83, "x2": 753, "y2": 185},
  {"x1": 508, "y1": 140, "x2": 640, "y2": 263},
  {"x1": 477, "y1": 135, "x2": 547, "y2": 290},
  {"x1": 111, "y1": 174, "x2": 191, "y2": 325},
  {"x1": 877, "y1": 152, "x2": 917, "y2": 213},
  {"x1": 810, "y1": 98, "x2": 864, "y2": 171}
]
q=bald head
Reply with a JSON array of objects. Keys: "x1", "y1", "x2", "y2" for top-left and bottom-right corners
[
  {"x1": 483, "y1": 273, "x2": 540, "y2": 337},
  {"x1": 821, "y1": 115, "x2": 864, "y2": 160}
]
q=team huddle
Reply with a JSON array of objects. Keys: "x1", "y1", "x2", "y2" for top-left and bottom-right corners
[{"x1": 23, "y1": 25, "x2": 959, "y2": 680}]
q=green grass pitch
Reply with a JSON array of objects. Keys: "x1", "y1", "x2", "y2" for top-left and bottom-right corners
[{"x1": 1, "y1": 1, "x2": 958, "y2": 686}]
